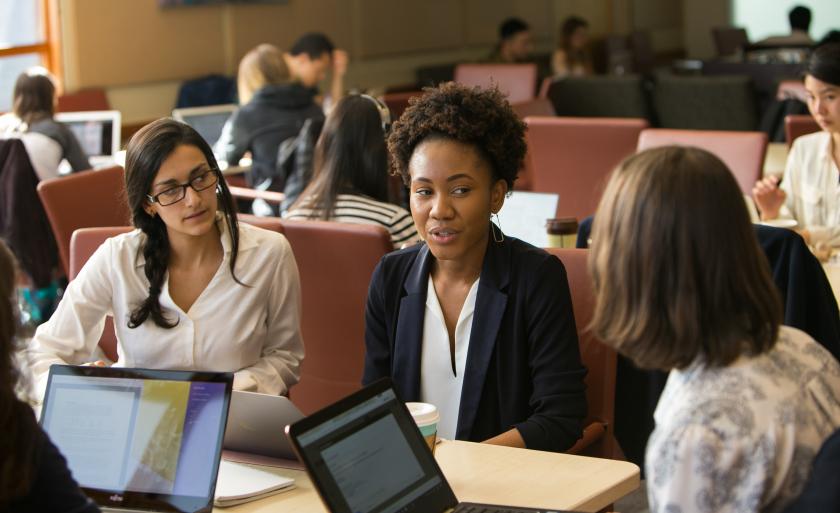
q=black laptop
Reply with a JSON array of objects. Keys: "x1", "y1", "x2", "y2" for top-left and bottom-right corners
[
  {"x1": 40, "y1": 365, "x2": 233, "y2": 513},
  {"x1": 286, "y1": 378, "x2": 578, "y2": 513}
]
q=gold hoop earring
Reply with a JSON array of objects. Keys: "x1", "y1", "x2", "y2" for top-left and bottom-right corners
[{"x1": 492, "y1": 213, "x2": 504, "y2": 243}]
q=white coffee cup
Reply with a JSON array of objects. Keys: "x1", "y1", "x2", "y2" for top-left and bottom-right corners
[{"x1": 407, "y1": 402, "x2": 439, "y2": 453}]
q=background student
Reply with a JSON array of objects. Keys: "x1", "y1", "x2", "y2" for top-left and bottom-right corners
[
  {"x1": 283, "y1": 32, "x2": 349, "y2": 110},
  {"x1": 551, "y1": 16, "x2": 592, "y2": 78},
  {"x1": 0, "y1": 67, "x2": 91, "y2": 180},
  {"x1": 28, "y1": 118, "x2": 303, "y2": 398},
  {"x1": 485, "y1": 18, "x2": 534, "y2": 63},
  {"x1": 363, "y1": 83, "x2": 587, "y2": 452},
  {"x1": 285, "y1": 94, "x2": 420, "y2": 247},
  {"x1": 590, "y1": 146, "x2": 840, "y2": 513},
  {"x1": 0, "y1": 240, "x2": 100, "y2": 513},
  {"x1": 753, "y1": 43, "x2": 840, "y2": 248},
  {"x1": 215, "y1": 43, "x2": 324, "y2": 195}
]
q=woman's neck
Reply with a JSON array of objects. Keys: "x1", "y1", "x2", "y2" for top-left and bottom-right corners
[
  {"x1": 167, "y1": 222, "x2": 223, "y2": 269},
  {"x1": 431, "y1": 232, "x2": 488, "y2": 285}
]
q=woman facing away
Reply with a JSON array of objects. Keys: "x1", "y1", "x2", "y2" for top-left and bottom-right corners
[
  {"x1": 551, "y1": 16, "x2": 592, "y2": 79},
  {"x1": 28, "y1": 118, "x2": 303, "y2": 398},
  {"x1": 0, "y1": 240, "x2": 100, "y2": 513},
  {"x1": 284, "y1": 94, "x2": 420, "y2": 248},
  {"x1": 214, "y1": 43, "x2": 324, "y2": 197},
  {"x1": 590, "y1": 146, "x2": 840, "y2": 513},
  {"x1": 753, "y1": 42, "x2": 840, "y2": 247},
  {"x1": 363, "y1": 82, "x2": 587, "y2": 452},
  {"x1": 0, "y1": 67, "x2": 91, "y2": 180}
]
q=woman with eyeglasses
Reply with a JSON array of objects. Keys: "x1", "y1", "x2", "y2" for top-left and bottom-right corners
[
  {"x1": 285, "y1": 94, "x2": 420, "y2": 248},
  {"x1": 27, "y1": 118, "x2": 303, "y2": 398}
]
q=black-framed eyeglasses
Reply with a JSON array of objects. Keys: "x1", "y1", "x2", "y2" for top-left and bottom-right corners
[{"x1": 147, "y1": 169, "x2": 219, "y2": 206}]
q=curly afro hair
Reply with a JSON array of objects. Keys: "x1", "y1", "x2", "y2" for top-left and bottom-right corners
[{"x1": 387, "y1": 82, "x2": 527, "y2": 191}]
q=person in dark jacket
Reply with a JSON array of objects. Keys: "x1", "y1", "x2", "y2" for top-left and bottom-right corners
[
  {"x1": 215, "y1": 44, "x2": 324, "y2": 194},
  {"x1": 363, "y1": 82, "x2": 587, "y2": 452},
  {"x1": 0, "y1": 240, "x2": 100, "y2": 513}
]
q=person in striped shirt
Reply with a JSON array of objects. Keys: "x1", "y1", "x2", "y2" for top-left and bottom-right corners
[{"x1": 285, "y1": 94, "x2": 420, "y2": 248}]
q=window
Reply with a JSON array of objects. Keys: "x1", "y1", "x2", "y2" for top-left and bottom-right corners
[{"x1": 0, "y1": 0, "x2": 60, "y2": 112}]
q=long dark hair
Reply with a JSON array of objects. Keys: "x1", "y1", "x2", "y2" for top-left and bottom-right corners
[
  {"x1": 0, "y1": 241, "x2": 38, "y2": 506},
  {"x1": 291, "y1": 95, "x2": 389, "y2": 219},
  {"x1": 12, "y1": 68, "x2": 56, "y2": 126},
  {"x1": 124, "y1": 118, "x2": 241, "y2": 329},
  {"x1": 559, "y1": 16, "x2": 590, "y2": 71}
]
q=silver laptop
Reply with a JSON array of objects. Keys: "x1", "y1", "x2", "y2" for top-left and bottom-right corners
[
  {"x1": 40, "y1": 365, "x2": 233, "y2": 513},
  {"x1": 223, "y1": 390, "x2": 304, "y2": 460},
  {"x1": 55, "y1": 110, "x2": 122, "y2": 168},
  {"x1": 496, "y1": 191, "x2": 560, "y2": 247},
  {"x1": 172, "y1": 104, "x2": 236, "y2": 148}
]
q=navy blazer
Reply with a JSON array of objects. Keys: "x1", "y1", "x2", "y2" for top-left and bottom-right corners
[{"x1": 363, "y1": 233, "x2": 587, "y2": 452}]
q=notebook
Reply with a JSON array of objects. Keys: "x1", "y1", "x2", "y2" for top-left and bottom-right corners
[
  {"x1": 213, "y1": 460, "x2": 295, "y2": 507},
  {"x1": 286, "y1": 378, "x2": 578, "y2": 513},
  {"x1": 40, "y1": 365, "x2": 233, "y2": 513},
  {"x1": 496, "y1": 191, "x2": 560, "y2": 248}
]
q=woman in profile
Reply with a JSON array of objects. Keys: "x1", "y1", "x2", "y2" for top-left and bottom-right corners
[
  {"x1": 0, "y1": 67, "x2": 91, "y2": 180},
  {"x1": 363, "y1": 82, "x2": 586, "y2": 452},
  {"x1": 0, "y1": 240, "x2": 100, "y2": 512},
  {"x1": 285, "y1": 94, "x2": 419, "y2": 247},
  {"x1": 590, "y1": 146, "x2": 840, "y2": 512},
  {"x1": 551, "y1": 16, "x2": 591, "y2": 78}
]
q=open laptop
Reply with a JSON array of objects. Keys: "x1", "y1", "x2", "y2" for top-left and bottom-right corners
[
  {"x1": 40, "y1": 365, "x2": 233, "y2": 513},
  {"x1": 55, "y1": 110, "x2": 122, "y2": 168},
  {"x1": 496, "y1": 191, "x2": 560, "y2": 248},
  {"x1": 286, "y1": 379, "x2": 576, "y2": 513},
  {"x1": 172, "y1": 104, "x2": 236, "y2": 148},
  {"x1": 223, "y1": 390, "x2": 304, "y2": 460}
]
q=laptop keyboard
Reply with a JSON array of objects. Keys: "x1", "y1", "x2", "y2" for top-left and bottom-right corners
[{"x1": 454, "y1": 502, "x2": 576, "y2": 513}]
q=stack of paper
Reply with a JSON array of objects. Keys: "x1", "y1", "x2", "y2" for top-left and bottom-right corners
[{"x1": 214, "y1": 460, "x2": 296, "y2": 507}]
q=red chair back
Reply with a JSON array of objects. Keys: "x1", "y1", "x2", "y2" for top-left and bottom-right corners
[
  {"x1": 524, "y1": 117, "x2": 648, "y2": 219},
  {"x1": 546, "y1": 248, "x2": 618, "y2": 458},
  {"x1": 785, "y1": 114, "x2": 820, "y2": 148},
  {"x1": 37, "y1": 166, "x2": 132, "y2": 275},
  {"x1": 382, "y1": 91, "x2": 424, "y2": 121},
  {"x1": 454, "y1": 63, "x2": 537, "y2": 103},
  {"x1": 57, "y1": 89, "x2": 110, "y2": 112},
  {"x1": 69, "y1": 227, "x2": 133, "y2": 362},
  {"x1": 637, "y1": 128, "x2": 767, "y2": 195},
  {"x1": 280, "y1": 219, "x2": 393, "y2": 414}
]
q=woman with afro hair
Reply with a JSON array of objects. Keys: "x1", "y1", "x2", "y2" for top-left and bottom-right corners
[{"x1": 362, "y1": 82, "x2": 587, "y2": 452}]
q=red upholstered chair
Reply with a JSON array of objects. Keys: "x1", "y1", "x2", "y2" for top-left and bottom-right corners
[
  {"x1": 546, "y1": 248, "x2": 618, "y2": 459},
  {"x1": 454, "y1": 63, "x2": 537, "y2": 104},
  {"x1": 37, "y1": 166, "x2": 132, "y2": 276},
  {"x1": 785, "y1": 114, "x2": 821, "y2": 148},
  {"x1": 69, "y1": 227, "x2": 133, "y2": 362},
  {"x1": 637, "y1": 128, "x2": 767, "y2": 195},
  {"x1": 776, "y1": 80, "x2": 808, "y2": 102},
  {"x1": 524, "y1": 116, "x2": 648, "y2": 219},
  {"x1": 57, "y1": 89, "x2": 110, "y2": 112},
  {"x1": 511, "y1": 98, "x2": 556, "y2": 119},
  {"x1": 280, "y1": 219, "x2": 393, "y2": 414}
]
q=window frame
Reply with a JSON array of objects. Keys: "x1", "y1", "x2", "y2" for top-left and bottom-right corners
[{"x1": 0, "y1": 0, "x2": 62, "y2": 81}]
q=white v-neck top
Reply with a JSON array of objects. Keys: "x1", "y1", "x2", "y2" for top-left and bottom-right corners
[
  {"x1": 28, "y1": 221, "x2": 304, "y2": 398},
  {"x1": 420, "y1": 276, "x2": 480, "y2": 440}
]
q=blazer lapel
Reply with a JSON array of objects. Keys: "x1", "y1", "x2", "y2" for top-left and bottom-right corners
[
  {"x1": 392, "y1": 244, "x2": 434, "y2": 401},
  {"x1": 456, "y1": 233, "x2": 510, "y2": 439}
]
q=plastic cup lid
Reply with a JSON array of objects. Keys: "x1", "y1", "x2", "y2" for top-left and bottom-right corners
[{"x1": 406, "y1": 402, "x2": 439, "y2": 426}]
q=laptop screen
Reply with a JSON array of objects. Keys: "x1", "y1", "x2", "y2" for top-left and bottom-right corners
[
  {"x1": 290, "y1": 383, "x2": 456, "y2": 513},
  {"x1": 179, "y1": 111, "x2": 231, "y2": 147},
  {"x1": 63, "y1": 119, "x2": 115, "y2": 157},
  {"x1": 40, "y1": 365, "x2": 232, "y2": 513}
]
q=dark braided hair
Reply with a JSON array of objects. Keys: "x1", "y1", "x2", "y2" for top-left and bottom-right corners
[{"x1": 124, "y1": 118, "x2": 242, "y2": 329}]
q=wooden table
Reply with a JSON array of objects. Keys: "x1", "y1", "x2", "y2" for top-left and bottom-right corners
[{"x1": 215, "y1": 440, "x2": 640, "y2": 512}]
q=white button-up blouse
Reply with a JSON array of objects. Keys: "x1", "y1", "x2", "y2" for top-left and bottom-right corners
[{"x1": 28, "y1": 221, "x2": 304, "y2": 397}]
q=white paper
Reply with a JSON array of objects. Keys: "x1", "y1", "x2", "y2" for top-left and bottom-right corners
[{"x1": 214, "y1": 460, "x2": 295, "y2": 506}]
